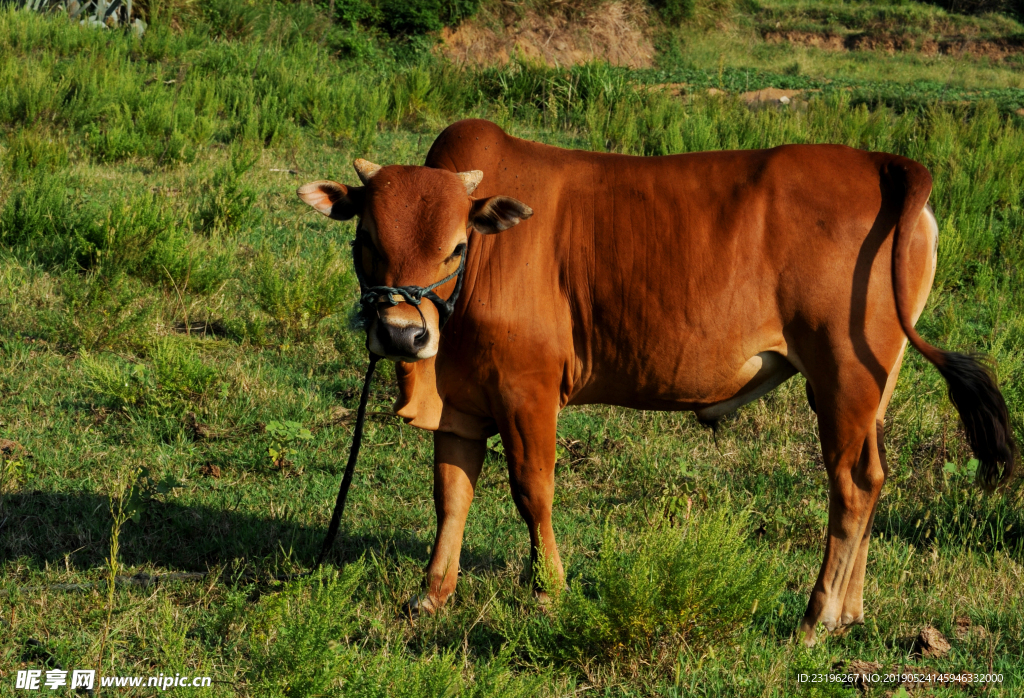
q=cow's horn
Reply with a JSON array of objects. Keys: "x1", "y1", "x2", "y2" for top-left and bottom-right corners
[
  {"x1": 353, "y1": 158, "x2": 382, "y2": 184},
  {"x1": 456, "y1": 170, "x2": 484, "y2": 195}
]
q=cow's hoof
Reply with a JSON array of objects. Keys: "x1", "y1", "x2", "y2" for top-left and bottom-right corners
[
  {"x1": 401, "y1": 594, "x2": 440, "y2": 620},
  {"x1": 798, "y1": 620, "x2": 817, "y2": 647},
  {"x1": 841, "y1": 612, "x2": 865, "y2": 627},
  {"x1": 799, "y1": 617, "x2": 840, "y2": 647}
]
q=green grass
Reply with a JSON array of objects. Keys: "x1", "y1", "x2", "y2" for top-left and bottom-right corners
[
  {"x1": 1, "y1": 2, "x2": 1024, "y2": 696},
  {"x1": 656, "y1": 0, "x2": 1024, "y2": 102}
]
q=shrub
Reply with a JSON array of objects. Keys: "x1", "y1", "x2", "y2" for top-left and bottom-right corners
[
  {"x1": 0, "y1": 174, "x2": 177, "y2": 280},
  {"x1": 0, "y1": 174, "x2": 102, "y2": 270},
  {"x1": 79, "y1": 336, "x2": 222, "y2": 409},
  {"x1": 247, "y1": 243, "x2": 354, "y2": 342},
  {"x1": 346, "y1": 0, "x2": 478, "y2": 36},
  {"x1": 1, "y1": 127, "x2": 69, "y2": 177},
  {"x1": 246, "y1": 563, "x2": 365, "y2": 697},
  {"x1": 150, "y1": 337, "x2": 222, "y2": 402},
  {"x1": 193, "y1": 148, "x2": 261, "y2": 236},
  {"x1": 648, "y1": 0, "x2": 695, "y2": 25},
  {"x1": 146, "y1": 223, "x2": 233, "y2": 296},
  {"x1": 52, "y1": 272, "x2": 157, "y2": 351},
  {"x1": 495, "y1": 507, "x2": 783, "y2": 670},
  {"x1": 924, "y1": 0, "x2": 1024, "y2": 21}
]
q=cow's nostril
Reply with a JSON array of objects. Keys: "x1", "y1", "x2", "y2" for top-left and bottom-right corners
[{"x1": 412, "y1": 328, "x2": 429, "y2": 349}]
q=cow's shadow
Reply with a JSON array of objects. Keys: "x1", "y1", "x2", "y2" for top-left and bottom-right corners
[{"x1": 0, "y1": 491, "x2": 505, "y2": 579}]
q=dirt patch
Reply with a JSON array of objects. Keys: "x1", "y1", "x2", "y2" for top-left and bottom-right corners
[
  {"x1": 0, "y1": 439, "x2": 28, "y2": 458},
  {"x1": 914, "y1": 625, "x2": 951, "y2": 658},
  {"x1": 765, "y1": 29, "x2": 1024, "y2": 60},
  {"x1": 765, "y1": 30, "x2": 846, "y2": 51},
  {"x1": 740, "y1": 87, "x2": 804, "y2": 109},
  {"x1": 439, "y1": 2, "x2": 654, "y2": 68}
]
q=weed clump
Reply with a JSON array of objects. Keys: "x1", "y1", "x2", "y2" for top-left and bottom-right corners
[
  {"x1": 80, "y1": 337, "x2": 222, "y2": 410},
  {"x1": 193, "y1": 149, "x2": 261, "y2": 237},
  {"x1": 247, "y1": 244, "x2": 354, "y2": 342},
  {"x1": 497, "y1": 508, "x2": 782, "y2": 672},
  {"x1": 245, "y1": 563, "x2": 365, "y2": 696}
]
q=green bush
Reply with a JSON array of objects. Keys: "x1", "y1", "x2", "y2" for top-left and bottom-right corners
[
  {"x1": 649, "y1": 0, "x2": 695, "y2": 25},
  {"x1": 147, "y1": 223, "x2": 233, "y2": 296},
  {"x1": 79, "y1": 349, "x2": 151, "y2": 409},
  {"x1": 923, "y1": 0, "x2": 1024, "y2": 20},
  {"x1": 193, "y1": 148, "x2": 261, "y2": 236},
  {"x1": 496, "y1": 507, "x2": 783, "y2": 669},
  {"x1": 238, "y1": 561, "x2": 553, "y2": 697},
  {"x1": 1, "y1": 127, "x2": 69, "y2": 177},
  {"x1": 247, "y1": 244, "x2": 355, "y2": 342},
  {"x1": 151, "y1": 337, "x2": 222, "y2": 402},
  {"x1": 0, "y1": 174, "x2": 102, "y2": 270},
  {"x1": 0, "y1": 174, "x2": 177, "y2": 280},
  {"x1": 79, "y1": 336, "x2": 222, "y2": 409},
  {"x1": 246, "y1": 563, "x2": 365, "y2": 697},
  {"x1": 50, "y1": 273, "x2": 157, "y2": 351}
]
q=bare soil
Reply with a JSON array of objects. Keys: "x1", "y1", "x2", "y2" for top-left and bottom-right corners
[
  {"x1": 765, "y1": 29, "x2": 1024, "y2": 61},
  {"x1": 438, "y1": 1, "x2": 654, "y2": 68}
]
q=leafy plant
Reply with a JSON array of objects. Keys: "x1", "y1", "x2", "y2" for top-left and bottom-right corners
[
  {"x1": 649, "y1": 0, "x2": 695, "y2": 25},
  {"x1": 52, "y1": 272, "x2": 156, "y2": 351},
  {"x1": 151, "y1": 337, "x2": 222, "y2": 402},
  {"x1": 944, "y1": 457, "x2": 981, "y2": 480},
  {"x1": 193, "y1": 148, "x2": 261, "y2": 236},
  {"x1": 79, "y1": 337, "x2": 222, "y2": 409},
  {"x1": 79, "y1": 349, "x2": 151, "y2": 408},
  {"x1": 2, "y1": 127, "x2": 69, "y2": 177},
  {"x1": 495, "y1": 507, "x2": 783, "y2": 669},
  {"x1": 0, "y1": 440, "x2": 27, "y2": 516},
  {"x1": 0, "y1": 173, "x2": 103, "y2": 270},
  {"x1": 98, "y1": 461, "x2": 143, "y2": 677},
  {"x1": 247, "y1": 244, "x2": 354, "y2": 342},
  {"x1": 247, "y1": 563, "x2": 365, "y2": 696},
  {"x1": 266, "y1": 420, "x2": 312, "y2": 468},
  {"x1": 121, "y1": 466, "x2": 182, "y2": 524}
]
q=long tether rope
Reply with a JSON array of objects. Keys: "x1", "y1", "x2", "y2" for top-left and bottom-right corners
[{"x1": 314, "y1": 352, "x2": 380, "y2": 568}]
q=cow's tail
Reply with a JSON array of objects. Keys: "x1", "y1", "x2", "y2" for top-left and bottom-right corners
[{"x1": 889, "y1": 158, "x2": 1016, "y2": 490}]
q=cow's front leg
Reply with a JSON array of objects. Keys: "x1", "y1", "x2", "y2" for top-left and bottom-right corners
[
  {"x1": 500, "y1": 401, "x2": 563, "y2": 600},
  {"x1": 411, "y1": 430, "x2": 485, "y2": 615}
]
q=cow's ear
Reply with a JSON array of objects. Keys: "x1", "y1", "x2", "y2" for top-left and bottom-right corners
[
  {"x1": 297, "y1": 180, "x2": 364, "y2": 221},
  {"x1": 469, "y1": 196, "x2": 533, "y2": 235}
]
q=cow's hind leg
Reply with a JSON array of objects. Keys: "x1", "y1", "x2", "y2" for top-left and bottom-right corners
[
  {"x1": 838, "y1": 343, "x2": 905, "y2": 628},
  {"x1": 799, "y1": 372, "x2": 887, "y2": 646}
]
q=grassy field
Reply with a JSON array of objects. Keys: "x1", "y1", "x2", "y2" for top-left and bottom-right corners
[{"x1": 1, "y1": 0, "x2": 1023, "y2": 695}]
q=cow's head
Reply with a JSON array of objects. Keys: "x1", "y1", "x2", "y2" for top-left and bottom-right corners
[{"x1": 297, "y1": 160, "x2": 532, "y2": 362}]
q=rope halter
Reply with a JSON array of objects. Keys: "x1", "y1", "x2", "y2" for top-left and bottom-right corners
[{"x1": 351, "y1": 237, "x2": 467, "y2": 330}]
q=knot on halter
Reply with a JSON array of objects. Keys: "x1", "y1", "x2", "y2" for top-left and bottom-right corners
[{"x1": 351, "y1": 239, "x2": 467, "y2": 329}]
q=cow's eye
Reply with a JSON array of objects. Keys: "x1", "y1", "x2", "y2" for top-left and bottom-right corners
[{"x1": 446, "y1": 243, "x2": 466, "y2": 263}]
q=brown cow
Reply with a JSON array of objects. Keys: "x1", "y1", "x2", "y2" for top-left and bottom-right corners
[{"x1": 298, "y1": 119, "x2": 1015, "y2": 645}]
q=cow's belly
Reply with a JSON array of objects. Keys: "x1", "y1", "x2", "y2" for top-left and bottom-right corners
[
  {"x1": 692, "y1": 351, "x2": 798, "y2": 420},
  {"x1": 569, "y1": 342, "x2": 799, "y2": 414}
]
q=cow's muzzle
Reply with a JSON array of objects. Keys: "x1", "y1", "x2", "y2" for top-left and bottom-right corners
[
  {"x1": 373, "y1": 319, "x2": 432, "y2": 360},
  {"x1": 352, "y1": 239, "x2": 467, "y2": 360}
]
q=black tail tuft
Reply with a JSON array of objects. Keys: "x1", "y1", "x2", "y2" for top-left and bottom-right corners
[{"x1": 935, "y1": 351, "x2": 1016, "y2": 490}]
